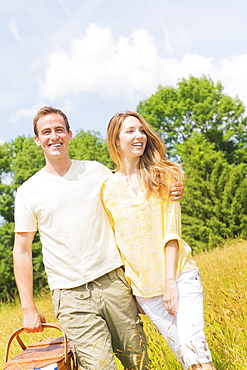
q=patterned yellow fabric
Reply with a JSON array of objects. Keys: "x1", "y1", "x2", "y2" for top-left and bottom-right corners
[{"x1": 101, "y1": 172, "x2": 197, "y2": 298}]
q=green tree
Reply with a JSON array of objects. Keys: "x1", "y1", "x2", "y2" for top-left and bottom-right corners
[
  {"x1": 0, "y1": 142, "x2": 11, "y2": 180},
  {"x1": 69, "y1": 130, "x2": 113, "y2": 168},
  {"x1": 221, "y1": 163, "x2": 247, "y2": 238},
  {"x1": 0, "y1": 222, "x2": 15, "y2": 301},
  {"x1": 137, "y1": 75, "x2": 247, "y2": 163},
  {"x1": 177, "y1": 133, "x2": 247, "y2": 252},
  {"x1": 0, "y1": 142, "x2": 13, "y2": 223},
  {"x1": 11, "y1": 136, "x2": 45, "y2": 186},
  {"x1": 0, "y1": 185, "x2": 15, "y2": 223}
]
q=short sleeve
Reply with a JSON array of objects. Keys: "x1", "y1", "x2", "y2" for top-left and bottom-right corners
[
  {"x1": 14, "y1": 187, "x2": 37, "y2": 232},
  {"x1": 163, "y1": 198, "x2": 182, "y2": 246},
  {"x1": 101, "y1": 181, "x2": 115, "y2": 230}
]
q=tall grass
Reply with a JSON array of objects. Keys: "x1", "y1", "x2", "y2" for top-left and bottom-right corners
[
  {"x1": 0, "y1": 292, "x2": 59, "y2": 367},
  {"x1": 1, "y1": 239, "x2": 247, "y2": 369},
  {"x1": 196, "y1": 239, "x2": 247, "y2": 369}
]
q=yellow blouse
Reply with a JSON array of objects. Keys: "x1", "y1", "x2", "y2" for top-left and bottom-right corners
[{"x1": 101, "y1": 172, "x2": 197, "y2": 297}]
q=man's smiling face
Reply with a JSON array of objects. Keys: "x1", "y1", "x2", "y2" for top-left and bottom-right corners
[{"x1": 34, "y1": 113, "x2": 72, "y2": 160}]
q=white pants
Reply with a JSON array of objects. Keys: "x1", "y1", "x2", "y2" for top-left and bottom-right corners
[{"x1": 136, "y1": 269, "x2": 212, "y2": 369}]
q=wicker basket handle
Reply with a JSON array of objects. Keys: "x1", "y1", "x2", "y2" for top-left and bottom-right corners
[{"x1": 4, "y1": 323, "x2": 69, "y2": 365}]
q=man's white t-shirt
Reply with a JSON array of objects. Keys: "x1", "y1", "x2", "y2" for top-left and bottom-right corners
[{"x1": 15, "y1": 160, "x2": 123, "y2": 290}]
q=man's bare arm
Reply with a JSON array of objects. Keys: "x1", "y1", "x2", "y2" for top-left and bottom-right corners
[{"x1": 13, "y1": 231, "x2": 46, "y2": 332}]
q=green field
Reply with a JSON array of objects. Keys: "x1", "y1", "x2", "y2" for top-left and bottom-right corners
[{"x1": 1, "y1": 239, "x2": 247, "y2": 369}]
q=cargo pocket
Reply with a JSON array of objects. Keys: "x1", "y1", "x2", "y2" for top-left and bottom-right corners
[
  {"x1": 74, "y1": 289, "x2": 91, "y2": 310},
  {"x1": 116, "y1": 267, "x2": 132, "y2": 291}
]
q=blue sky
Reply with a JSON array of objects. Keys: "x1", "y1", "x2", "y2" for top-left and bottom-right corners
[{"x1": 1, "y1": 0, "x2": 247, "y2": 143}]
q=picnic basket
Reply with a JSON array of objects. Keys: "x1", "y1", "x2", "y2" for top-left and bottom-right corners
[{"x1": 3, "y1": 323, "x2": 78, "y2": 370}]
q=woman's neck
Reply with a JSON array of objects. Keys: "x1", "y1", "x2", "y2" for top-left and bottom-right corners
[
  {"x1": 119, "y1": 156, "x2": 139, "y2": 175},
  {"x1": 119, "y1": 158, "x2": 141, "y2": 195}
]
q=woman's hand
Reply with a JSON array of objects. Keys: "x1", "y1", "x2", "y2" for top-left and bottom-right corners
[
  {"x1": 164, "y1": 239, "x2": 179, "y2": 316},
  {"x1": 170, "y1": 182, "x2": 184, "y2": 201},
  {"x1": 164, "y1": 279, "x2": 178, "y2": 317}
]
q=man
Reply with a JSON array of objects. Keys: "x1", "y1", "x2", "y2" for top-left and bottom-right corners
[{"x1": 13, "y1": 107, "x2": 184, "y2": 370}]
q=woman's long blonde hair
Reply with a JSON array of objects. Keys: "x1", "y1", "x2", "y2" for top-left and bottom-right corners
[{"x1": 107, "y1": 111, "x2": 183, "y2": 199}]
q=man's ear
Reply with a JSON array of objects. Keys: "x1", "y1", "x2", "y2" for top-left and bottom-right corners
[
  {"x1": 34, "y1": 136, "x2": 41, "y2": 146},
  {"x1": 68, "y1": 130, "x2": 73, "y2": 140}
]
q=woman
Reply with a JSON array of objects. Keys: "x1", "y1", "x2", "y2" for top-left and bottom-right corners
[{"x1": 101, "y1": 111, "x2": 216, "y2": 370}]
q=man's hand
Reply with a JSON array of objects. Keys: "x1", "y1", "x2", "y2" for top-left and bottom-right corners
[
  {"x1": 170, "y1": 182, "x2": 184, "y2": 201},
  {"x1": 23, "y1": 306, "x2": 46, "y2": 333}
]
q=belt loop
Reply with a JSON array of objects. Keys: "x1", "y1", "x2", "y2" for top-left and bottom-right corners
[
  {"x1": 107, "y1": 268, "x2": 118, "y2": 281},
  {"x1": 92, "y1": 280, "x2": 101, "y2": 287}
]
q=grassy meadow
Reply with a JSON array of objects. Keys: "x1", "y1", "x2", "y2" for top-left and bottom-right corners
[{"x1": 1, "y1": 239, "x2": 247, "y2": 369}]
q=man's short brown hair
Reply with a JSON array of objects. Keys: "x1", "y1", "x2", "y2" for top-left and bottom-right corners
[{"x1": 33, "y1": 106, "x2": 70, "y2": 136}]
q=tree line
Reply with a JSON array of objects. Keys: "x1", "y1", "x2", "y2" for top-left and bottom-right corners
[{"x1": 0, "y1": 75, "x2": 246, "y2": 302}]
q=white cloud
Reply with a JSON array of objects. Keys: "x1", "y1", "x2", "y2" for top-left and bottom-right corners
[
  {"x1": 8, "y1": 17, "x2": 22, "y2": 41},
  {"x1": 218, "y1": 55, "x2": 247, "y2": 105},
  {"x1": 10, "y1": 102, "x2": 75, "y2": 124},
  {"x1": 41, "y1": 23, "x2": 161, "y2": 100},
  {"x1": 10, "y1": 107, "x2": 38, "y2": 123},
  {"x1": 41, "y1": 23, "x2": 247, "y2": 108}
]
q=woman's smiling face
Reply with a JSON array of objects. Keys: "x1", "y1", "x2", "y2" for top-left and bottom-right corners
[{"x1": 116, "y1": 116, "x2": 147, "y2": 159}]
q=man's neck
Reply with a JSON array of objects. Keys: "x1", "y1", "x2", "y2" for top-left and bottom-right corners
[{"x1": 44, "y1": 157, "x2": 72, "y2": 177}]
